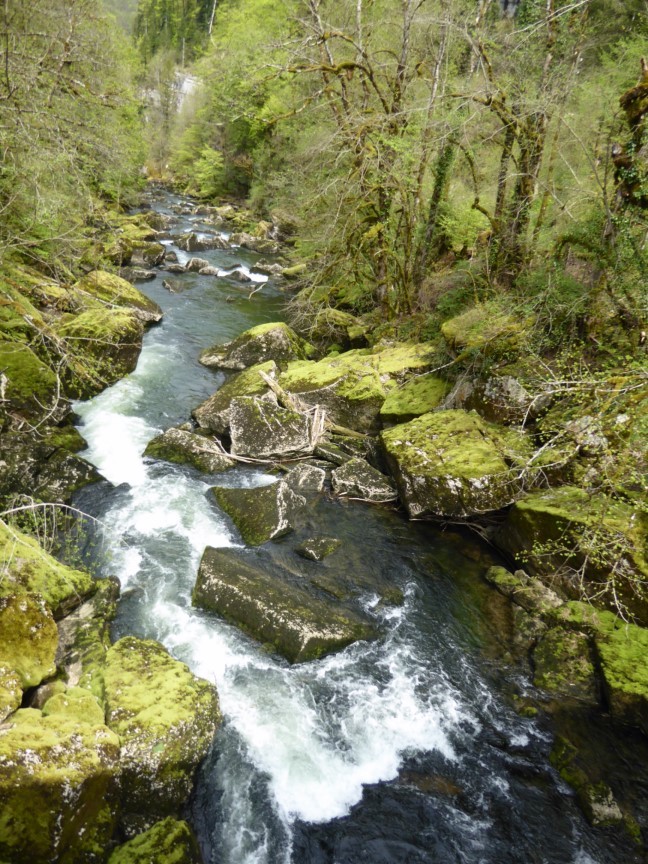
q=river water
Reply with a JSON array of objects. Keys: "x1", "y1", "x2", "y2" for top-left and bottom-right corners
[{"x1": 71, "y1": 188, "x2": 639, "y2": 864}]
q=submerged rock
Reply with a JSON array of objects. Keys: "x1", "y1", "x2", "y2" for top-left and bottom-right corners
[
  {"x1": 144, "y1": 427, "x2": 234, "y2": 474},
  {"x1": 200, "y1": 321, "x2": 314, "y2": 370},
  {"x1": 193, "y1": 546, "x2": 377, "y2": 662},
  {"x1": 331, "y1": 457, "x2": 397, "y2": 503},
  {"x1": 104, "y1": 636, "x2": 221, "y2": 837},
  {"x1": 107, "y1": 817, "x2": 203, "y2": 864},
  {"x1": 0, "y1": 592, "x2": 58, "y2": 689},
  {"x1": 229, "y1": 396, "x2": 312, "y2": 459},
  {"x1": 382, "y1": 409, "x2": 533, "y2": 518},
  {"x1": 193, "y1": 360, "x2": 278, "y2": 435},
  {"x1": 0, "y1": 708, "x2": 121, "y2": 863},
  {"x1": 211, "y1": 480, "x2": 305, "y2": 545},
  {"x1": 295, "y1": 536, "x2": 342, "y2": 561}
]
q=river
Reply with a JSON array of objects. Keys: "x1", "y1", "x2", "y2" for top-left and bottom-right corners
[{"x1": 70, "y1": 187, "x2": 638, "y2": 864}]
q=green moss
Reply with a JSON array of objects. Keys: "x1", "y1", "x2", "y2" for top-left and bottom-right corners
[
  {"x1": 74, "y1": 270, "x2": 161, "y2": 321},
  {"x1": 380, "y1": 374, "x2": 450, "y2": 423},
  {"x1": 200, "y1": 322, "x2": 314, "y2": 370},
  {"x1": 532, "y1": 627, "x2": 597, "y2": 701},
  {"x1": 0, "y1": 521, "x2": 94, "y2": 617},
  {"x1": 0, "y1": 666, "x2": 22, "y2": 722},
  {"x1": 42, "y1": 687, "x2": 105, "y2": 726},
  {"x1": 0, "y1": 340, "x2": 58, "y2": 417},
  {"x1": 0, "y1": 592, "x2": 58, "y2": 688},
  {"x1": 211, "y1": 481, "x2": 301, "y2": 545},
  {"x1": 193, "y1": 360, "x2": 278, "y2": 434},
  {"x1": 0, "y1": 708, "x2": 120, "y2": 864},
  {"x1": 441, "y1": 301, "x2": 530, "y2": 354},
  {"x1": 144, "y1": 428, "x2": 234, "y2": 473},
  {"x1": 107, "y1": 818, "x2": 202, "y2": 864}
]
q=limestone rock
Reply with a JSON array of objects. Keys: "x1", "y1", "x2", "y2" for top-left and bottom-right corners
[
  {"x1": 295, "y1": 537, "x2": 341, "y2": 561},
  {"x1": 331, "y1": 457, "x2": 396, "y2": 503},
  {"x1": 593, "y1": 613, "x2": 648, "y2": 734},
  {"x1": 193, "y1": 546, "x2": 377, "y2": 663},
  {"x1": 144, "y1": 427, "x2": 234, "y2": 474},
  {"x1": 211, "y1": 480, "x2": 305, "y2": 545},
  {"x1": 42, "y1": 686, "x2": 106, "y2": 727},
  {"x1": 107, "y1": 818, "x2": 203, "y2": 864},
  {"x1": 104, "y1": 636, "x2": 221, "y2": 836},
  {"x1": 119, "y1": 267, "x2": 157, "y2": 283},
  {"x1": 0, "y1": 592, "x2": 58, "y2": 688},
  {"x1": 229, "y1": 396, "x2": 312, "y2": 459},
  {"x1": 165, "y1": 263, "x2": 187, "y2": 273},
  {"x1": 443, "y1": 374, "x2": 550, "y2": 426},
  {"x1": 73, "y1": 271, "x2": 162, "y2": 324},
  {"x1": 193, "y1": 360, "x2": 278, "y2": 435},
  {"x1": 484, "y1": 566, "x2": 563, "y2": 616},
  {"x1": 175, "y1": 231, "x2": 228, "y2": 252},
  {"x1": 0, "y1": 708, "x2": 121, "y2": 863},
  {"x1": 230, "y1": 232, "x2": 280, "y2": 254},
  {"x1": 382, "y1": 409, "x2": 533, "y2": 518},
  {"x1": 200, "y1": 321, "x2": 314, "y2": 370}
]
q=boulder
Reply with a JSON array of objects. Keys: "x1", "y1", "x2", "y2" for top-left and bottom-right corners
[
  {"x1": 0, "y1": 708, "x2": 121, "y2": 863},
  {"x1": 130, "y1": 241, "x2": 166, "y2": 268},
  {"x1": 295, "y1": 536, "x2": 341, "y2": 561},
  {"x1": 441, "y1": 301, "x2": 531, "y2": 356},
  {"x1": 185, "y1": 257, "x2": 210, "y2": 272},
  {"x1": 42, "y1": 686, "x2": 106, "y2": 727},
  {"x1": 284, "y1": 464, "x2": 326, "y2": 494},
  {"x1": 107, "y1": 818, "x2": 203, "y2": 864},
  {"x1": 175, "y1": 231, "x2": 228, "y2": 252},
  {"x1": 230, "y1": 232, "x2": 280, "y2": 255},
  {"x1": 307, "y1": 307, "x2": 366, "y2": 351},
  {"x1": 119, "y1": 267, "x2": 157, "y2": 283},
  {"x1": 380, "y1": 374, "x2": 450, "y2": 424},
  {"x1": 193, "y1": 546, "x2": 377, "y2": 662},
  {"x1": 104, "y1": 636, "x2": 221, "y2": 837},
  {"x1": 484, "y1": 566, "x2": 563, "y2": 616},
  {"x1": 442, "y1": 374, "x2": 550, "y2": 426},
  {"x1": 211, "y1": 480, "x2": 305, "y2": 545},
  {"x1": 0, "y1": 341, "x2": 60, "y2": 421},
  {"x1": 229, "y1": 396, "x2": 312, "y2": 459},
  {"x1": 0, "y1": 522, "x2": 94, "y2": 618},
  {"x1": 165, "y1": 263, "x2": 187, "y2": 274},
  {"x1": 199, "y1": 321, "x2": 314, "y2": 371},
  {"x1": 199, "y1": 265, "x2": 219, "y2": 276},
  {"x1": 532, "y1": 627, "x2": 598, "y2": 703},
  {"x1": 331, "y1": 457, "x2": 396, "y2": 503},
  {"x1": 495, "y1": 487, "x2": 648, "y2": 624},
  {"x1": 0, "y1": 592, "x2": 58, "y2": 689},
  {"x1": 144, "y1": 427, "x2": 234, "y2": 474},
  {"x1": 193, "y1": 360, "x2": 278, "y2": 435},
  {"x1": 382, "y1": 410, "x2": 533, "y2": 518}
]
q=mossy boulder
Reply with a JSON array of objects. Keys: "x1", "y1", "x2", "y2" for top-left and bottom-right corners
[
  {"x1": 229, "y1": 395, "x2": 312, "y2": 459},
  {"x1": 0, "y1": 666, "x2": 21, "y2": 722},
  {"x1": 55, "y1": 306, "x2": 144, "y2": 398},
  {"x1": 0, "y1": 592, "x2": 58, "y2": 689},
  {"x1": 306, "y1": 307, "x2": 367, "y2": 350},
  {"x1": 382, "y1": 410, "x2": 534, "y2": 518},
  {"x1": 56, "y1": 576, "x2": 120, "y2": 705},
  {"x1": 144, "y1": 427, "x2": 234, "y2": 474},
  {"x1": 484, "y1": 566, "x2": 563, "y2": 616},
  {"x1": 200, "y1": 322, "x2": 314, "y2": 370},
  {"x1": 211, "y1": 481, "x2": 305, "y2": 546},
  {"x1": 130, "y1": 240, "x2": 166, "y2": 268},
  {"x1": 380, "y1": 374, "x2": 450, "y2": 424},
  {"x1": 441, "y1": 301, "x2": 530, "y2": 356},
  {"x1": 0, "y1": 340, "x2": 60, "y2": 420},
  {"x1": 495, "y1": 487, "x2": 648, "y2": 624},
  {"x1": 193, "y1": 360, "x2": 278, "y2": 435},
  {"x1": 532, "y1": 627, "x2": 598, "y2": 703},
  {"x1": 443, "y1": 373, "x2": 550, "y2": 426},
  {"x1": 0, "y1": 707, "x2": 121, "y2": 863},
  {"x1": 0, "y1": 522, "x2": 94, "y2": 617},
  {"x1": 42, "y1": 686, "x2": 105, "y2": 726},
  {"x1": 107, "y1": 818, "x2": 203, "y2": 864},
  {"x1": 279, "y1": 343, "x2": 434, "y2": 433},
  {"x1": 103, "y1": 636, "x2": 221, "y2": 837},
  {"x1": 193, "y1": 546, "x2": 378, "y2": 663},
  {"x1": 331, "y1": 457, "x2": 396, "y2": 503},
  {"x1": 74, "y1": 270, "x2": 162, "y2": 324}
]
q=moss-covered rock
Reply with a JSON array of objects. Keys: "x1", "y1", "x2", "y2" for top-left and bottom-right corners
[
  {"x1": 0, "y1": 521, "x2": 94, "y2": 618},
  {"x1": 211, "y1": 480, "x2": 305, "y2": 546},
  {"x1": 0, "y1": 666, "x2": 22, "y2": 722},
  {"x1": 193, "y1": 360, "x2": 278, "y2": 435},
  {"x1": 144, "y1": 427, "x2": 234, "y2": 474},
  {"x1": 304, "y1": 307, "x2": 367, "y2": 351},
  {"x1": 0, "y1": 708, "x2": 121, "y2": 863},
  {"x1": 0, "y1": 340, "x2": 59, "y2": 420},
  {"x1": 193, "y1": 546, "x2": 377, "y2": 663},
  {"x1": 107, "y1": 817, "x2": 203, "y2": 864},
  {"x1": 200, "y1": 321, "x2": 314, "y2": 370},
  {"x1": 295, "y1": 536, "x2": 342, "y2": 561},
  {"x1": 382, "y1": 410, "x2": 534, "y2": 518},
  {"x1": 441, "y1": 301, "x2": 530, "y2": 356},
  {"x1": 495, "y1": 487, "x2": 648, "y2": 624},
  {"x1": 532, "y1": 627, "x2": 598, "y2": 703},
  {"x1": 443, "y1": 373, "x2": 550, "y2": 426},
  {"x1": 42, "y1": 686, "x2": 105, "y2": 726},
  {"x1": 594, "y1": 615, "x2": 648, "y2": 734},
  {"x1": 484, "y1": 566, "x2": 563, "y2": 616},
  {"x1": 73, "y1": 270, "x2": 162, "y2": 324},
  {"x1": 380, "y1": 374, "x2": 450, "y2": 424},
  {"x1": 0, "y1": 592, "x2": 58, "y2": 689},
  {"x1": 130, "y1": 240, "x2": 166, "y2": 268},
  {"x1": 331, "y1": 457, "x2": 396, "y2": 503},
  {"x1": 284, "y1": 464, "x2": 326, "y2": 494},
  {"x1": 229, "y1": 396, "x2": 313, "y2": 459},
  {"x1": 104, "y1": 636, "x2": 220, "y2": 837}
]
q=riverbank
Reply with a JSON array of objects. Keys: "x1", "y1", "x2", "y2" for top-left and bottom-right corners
[{"x1": 1, "y1": 185, "x2": 647, "y2": 863}]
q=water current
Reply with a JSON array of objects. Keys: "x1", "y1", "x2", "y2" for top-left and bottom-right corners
[{"x1": 72, "y1": 188, "x2": 640, "y2": 864}]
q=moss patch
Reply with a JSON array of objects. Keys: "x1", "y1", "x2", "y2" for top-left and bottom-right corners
[
  {"x1": 0, "y1": 592, "x2": 58, "y2": 689},
  {"x1": 200, "y1": 321, "x2": 314, "y2": 370},
  {"x1": 380, "y1": 374, "x2": 450, "y2": 424},
  {"x1": 74, "y1": 270, "x2": 162, "y2": 323},
  {"x1": 0, "y1": 340, "x2": 58, "y2": 418},
  {"x1": 107, "y1": 818, "x2": 202, "y2": 864},
  {"x1": 441, "y1": 301, "x2": 530, "y2": 355}
]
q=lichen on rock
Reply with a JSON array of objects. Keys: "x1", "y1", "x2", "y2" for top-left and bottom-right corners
[{"x1": 331, "y1": 457, "x2": 396, "y2": 503}]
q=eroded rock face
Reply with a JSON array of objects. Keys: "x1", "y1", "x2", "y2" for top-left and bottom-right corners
[
  {"x1": 211, "y1": 480, "x2": 305, "y2": 545},
  {"x1": 229, "y1": 396, "x2": 313, "y2": 459},
  {"x1": 443, "y1": 374, "x2": 549, "y2": 426},
  {"x1": 144, "y1": 427, "x2": 234, "y2": 474},
  {"x1": 193, "y1": 546, "x2": 377, "y2": 663},
  {"x1": 193, "y1": 360, "x2": 278, "y2": 435},
  {"x1": 331, "y1": 457, "x2": 396, "y2": 503},
  {"x1": 103, "y1": 636, "x2": 221, "y2": 837},
  {"x1": 0, "y1": 708, "x2": 121, "y2": 864},
  {"x1": 200, "y1": 321, "x2": 314, "y2": 370},
  {"x1": 107, "y1": 817, "x2": 203, "y2": 864},
  {"x1": 382, "y1": 410, "x2": 533, "y2": 518}
]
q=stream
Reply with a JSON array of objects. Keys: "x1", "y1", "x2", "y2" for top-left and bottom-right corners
[{"x1": 71, "y1": 188, "x2": 639, "y2": 864}]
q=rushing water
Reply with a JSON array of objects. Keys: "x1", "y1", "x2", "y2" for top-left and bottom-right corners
[{"x1": 71, "y1": 189, "x2": 640, "y2": 864}]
